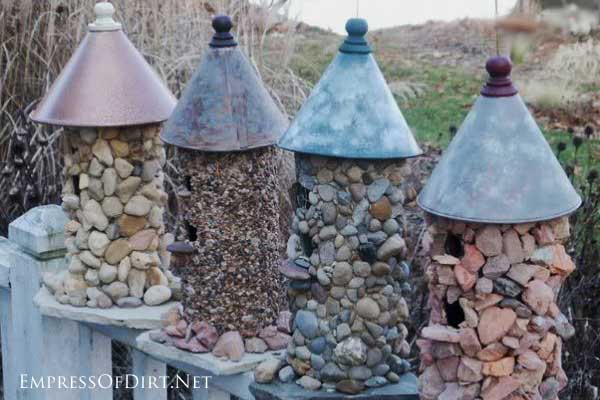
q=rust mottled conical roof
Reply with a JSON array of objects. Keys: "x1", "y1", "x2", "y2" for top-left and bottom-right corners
[
  {"x1": 418, "y1": 56, "x2": 581, "y2": 224},
  {"x1": 160, "y1": 16, "x2": 288, "y2": 152},
  {"x1": 30, "y1": 2, "x2": 176, "y2": 127}
]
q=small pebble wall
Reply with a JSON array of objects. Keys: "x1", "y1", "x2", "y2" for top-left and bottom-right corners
[
  {"x1": 43, "y1": 125, "x2": 179, "y2": 309},
  {"x1": 283, "y1": 155, "x2": 415, "y2": 394},
  {"x1": 418, "y1": 215, "x2": 575, "y2": 400},
  {"x1": 170, "y1": 145, "x2": 288, "y2": 335}
]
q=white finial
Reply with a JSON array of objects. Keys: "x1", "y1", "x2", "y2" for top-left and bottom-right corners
[{"x1": 89, "y1": 1, "x2": 122, "y2": 32}]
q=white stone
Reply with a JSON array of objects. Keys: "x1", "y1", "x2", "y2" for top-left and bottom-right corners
[
  {"x1": 83, "y1": 199, "x2": 109, "y2": 231},
  {"x1": 124, "y1": 195, "x2": 153, "y2": 216},
  {"x1": 99, "y1": 263, "x2": 118, "y2": 284},
  {"x1": 102, "y1": 168, "x2": 118, "y2": 196},
  {"x1": 89, "y1": 231, "x2": 110, "y2": 257},
  {"x1": 118, "y1": 257, "x2": 131, "y2": 282},
  {"x1": 116, "y1": 177, "x2": 142, "y2": 203},
  {"x1": 85, "y1": 269, "x2": 100, "y2": 286},
  {"x1": 148, "y1": 206, "x2": 163, "y2": 228},
  {"x1": 130, "y1": 251, "x2": 160, "y2": 270},
  {"x1": 101, "y1": 197, "x2": 123, "y2": 218},
  {"x1": 114, "y1": 158, "x2": 134, "y2": 179},
  {"x1": 128, "y1": 268, "x2": 146, "y2": 298},
  {"x1": 88, "y1": 158, "x2": 104, "y2": 177},
  {"x1": 79, "y1": 250, "x2": 102, "y2": 269},
  {"x1": 68, "y1": 256, "x2": 86, "y2": 273},
  {"x1": 92, "y1": 139, "x2": 114, "y2": 166},
  {"x1": 143, "y1": 285, "x2": 171, "y2": 306}
]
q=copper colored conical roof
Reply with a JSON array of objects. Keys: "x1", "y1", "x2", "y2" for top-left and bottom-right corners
[
  {"x1": 160, "y1": 16, "x2": 288, "y2": 152},
  {"x1": 30, "y1": 2, "x2": 176, "y2": 127},
  {"x1": 418, "y1": 56, "x2": 581, "y2": 224},
  {"x1": 278, "y1": 18, "x2": 422, "y2": 159}
]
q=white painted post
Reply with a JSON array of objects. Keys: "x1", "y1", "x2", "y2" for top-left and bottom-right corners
[
  {"x1": 1, "y1": 237, "x2": 17, "y2": 400},
  {"x1": 192, "y1": 387, "x2": 232, "y2": 400},
  {"x1": 131, "y1": 349, "x2": 167, "y2": 400},
  {"x1": 7, "y1": 205, "x2": 113, "y2": 400}
]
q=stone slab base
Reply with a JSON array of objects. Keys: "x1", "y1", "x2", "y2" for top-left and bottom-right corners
[
  {"x1": 34, "y1": 287, "x2": 175, "y2": 330},
  {"x1": 249, "y1": 373, "x2": 419, "y2": 400}
]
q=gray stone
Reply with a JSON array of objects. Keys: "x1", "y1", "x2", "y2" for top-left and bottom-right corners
[
  {"x1": 367, "y1": 179, "x2": 390, "y2": 202},
  {"x1": 321, "y1": 363, "x2": 348, "y2": 382},
  {"x1": 80, "y1": 250, "x2": 102, "y2": 269},
  {"x1": 83, "y1": 200, "x2": 109, "y2": 231},
  {"x1": 89, "y1": 231, "x2": 110, "y2": 257},
  {"x1": 116, "y1": 297, "x2": 142, "y2": 308},
  {"x1": 296, "y1": 376, "x2": 322, "y2": 391},
  {"x1": 296, "y1": 346, "x2": 311, "y2": 361},
  {"x1": 102, "y1": 168, "x2": 118, "y2": 196},
  {"x1": 308, "y1": 337, "x2": 327, "y2": 354},
  {"x1": 317, "y1": 185, "x2": 336, "y2": 202},
  {"x1": 493, "y1": 277, "x2": 523, "y2": 297},
  {"x1": 296, "y1": 311, "x2": 319, "y2": 339},
  {"x1": 311, "y1": 354, "x2": 325, "y2": 370},
  {"x1": 278, "y1": 366, "x2": 296, "y2": 383},
  {"x1": 125, "y1": 195, "x2": 153, "y2": 217},
  {"x1": 115, "y1": 158, "x2": 134, "y2": 179},
  {"x1": 377, "y1": 234, "x2": 406, "y2": 261},
  {"x1": 340, "y1": 225, "x2": 358, "y2": 236},
  {"x1": 349, "y1": 366, "x2": 372, "y2": 380},
  {"x1": 102, "y1": 197, "x2": 124, "y2": 218},
  {"x1": 336, "y1": 323, "x2": 351, "y2": 341},
  {"x1": 365, "y1": 376, "x2": 388, "y2": 388},
  {"x1": 322, "y1": 203, "x2": 337, "y2": 225}
]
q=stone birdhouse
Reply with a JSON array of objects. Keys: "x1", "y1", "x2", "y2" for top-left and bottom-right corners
[
  {"x1": 276, "y1": 18, "x2": 422, "y2": 394},
  {"x1": 157, "y1": 16, "x2": 291, "y2": 358},
  {"x1": 416, "y1": 56, "x2": 581, "y2": 400},
  {"x1": 30, "y1": 1, "x2": 178, "y2": 309}
]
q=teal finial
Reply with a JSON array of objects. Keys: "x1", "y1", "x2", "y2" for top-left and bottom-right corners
[{"x1": 339, "y1": 18, "x2": 372, "y2": 54}]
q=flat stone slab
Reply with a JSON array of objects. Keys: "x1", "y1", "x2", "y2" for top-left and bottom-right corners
[
  {"x1": 137, "y1": 330, "x2": 284, "y2": 376},
  {"x1": 250, "y1": 373, "x2": 419, "y2": 400},
  {"x1": 34, "y1": 287, "x2": 176, "y2": 330}
]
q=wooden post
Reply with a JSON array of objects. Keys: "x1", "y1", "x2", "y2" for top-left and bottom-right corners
[
  {"x1": 0, "y1": 238, "x2": 17, "y2": 400},
  {"x1": 6, "y1": 205, "x2": 113, "y2": 400},
  {"x1": 131, "y1": 349, "x2": 167, "y2": 400}
]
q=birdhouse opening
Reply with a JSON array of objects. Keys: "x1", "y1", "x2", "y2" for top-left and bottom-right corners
[
  {"x1": 444, "y1": 232, "x2": 464, "y2": 258},
  {"x1": 186, "y1": 221, "x2": 198, "y2": 242},
  {"x1": 184, "y1": 175, "x2": 192, "y2": 191},
  {"x1": 71, "y1": 175, "x2": 80, "y2": 196},
  {"x1": 444, "y1": 299, "x2": 465, "y2": 329}
]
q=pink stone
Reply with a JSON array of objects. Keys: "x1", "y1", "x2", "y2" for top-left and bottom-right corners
[
  {"x1": 459, "y1": 328, "x2": 482, "y2": 357},
  {"x1": 422, "y1": 325, "x2": 461, "y2": 343},
  {"x1": 164, "y1": 325, "x2": 184, "y2": 338},
  {"x1": 457, "y1": 357, "x2": 483, "y2": 383},
  {"x1": 455, "y1": 264, "x2": 477, "y2": 292},
  {"x1": 514, "y1": 223, "x2": 534, "y2": 235},
  {"x1": 437, "y1": 356, "x2": 459, "y2": 381},
  {"x1": 518, "y1": 350, "x2": 546, "y2": 370},
  {"x1": 431, "y1": 342, "x2": 462, "y2": 359},
  {"x1": 194, "y1": 321, "x2": 219, "y2": 350},
  {"x1": 475, "y1": 226, "x2": 503, "y2": 257},
  {"x1": 437, "y1": 265, "x2": 457, "y2": 286},
  {"x1": 550, "y1": 217, "x2": 570, "y2": 240},
  {"x1": 501, "y1": 336, "x2": 520, "y2": 349},
  {"x1": 481, "y1": 376, "x2": 521, "y2": 400},
  {"x1": 482, "y1": 254, "x2": 511, "y2": 279},
  {"x1": 276, "y1": 311, "x2": 293, "y2": 334},
  {"x1": 475, "y1": 277, "x2": 493, "y2": 294},
  {"x1": 176, "y1": 319, "x2": 188, "y2": 336},
  {"x1": 522, "y1": 279, "x2": 554, "y2": 316},
  {"x1": 418, "y1": 364, "x2": 446, "y2": 400},
  {"x1": 482, "y1": 357, "x2": 515, "y2": 377},
  {"x1": 174, "y1": 337, "x2": 209, "y2": 353},
  {"x1": 506, "y1": 263, "x2": 539, "y2": 286},
  {"x1": 461, "y1": 244, "x2": 486, "y2": 273},
  {"x1": 259, "y1": 326, "x2": 292, "y2": 350},
  {"x1": 521, "y1": 233, "x2": 536, "y2": 258},
  {"x1": 446, "y1": 286, "x2": 462, "y2": 304},
  {"x1": 433, "y1": 254, "x2": 460, "y2": 265},
  {"x1": 478, "y1": 342, "x2": 509, "y2": 361},
  {"x1": 478, "y1": 307, "x2": 517, "y2": 345},
  {"x1": 212, "y1": 331, "x2": 245, "y2": 361},
  {"x1": 439, "y1": 382, "x2": 480, "y2": 400},
  {"x1": 533, "y1": 224, "x2": 555, "y2": 246},
  {"x1": 474, "y1": 294, "x2": 503, "y2": 311},
  {"x1": 502, "y1": 229, "x2": 525, "y2": 264}
]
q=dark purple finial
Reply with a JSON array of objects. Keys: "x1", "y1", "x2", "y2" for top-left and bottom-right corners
[
  {"x1": 210, "y1": 15, "x2": 237, "y2": 48},
  {"x1": 480, "y1": 56, "x2": 518, "y2": 98}
]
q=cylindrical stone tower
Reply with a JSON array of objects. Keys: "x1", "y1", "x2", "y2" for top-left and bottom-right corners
[
  {"x1": 275, "y1": 18, "x2": 423, "y2": 394},
  {"x1": 30, "y1": 2, "x2": 178, "y2": 309},
  {"x1": 157, "y1": 16, "x2": 291, "y2": 360},
  {"x1": 416, "y1": 56, "x2": 582, "y2": 400}
]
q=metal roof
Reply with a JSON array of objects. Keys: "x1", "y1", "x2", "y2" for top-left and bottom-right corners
[
  {"x1": 30, "y1": 2, "x2": 176, "y2": 127},
  {"x1": 418, "y1": 57, "x2": 581, "y2": 224},
  {"x1": 160, "y1": 16, "x2": 288, "y2": 152},
  {"x1": 277, "y1": 18, "x2": 422, "y2": 159}
]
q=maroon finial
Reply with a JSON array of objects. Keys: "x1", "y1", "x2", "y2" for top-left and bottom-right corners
[{"x1": 480, "y1": 56, "x2": 518, "y2": 98}]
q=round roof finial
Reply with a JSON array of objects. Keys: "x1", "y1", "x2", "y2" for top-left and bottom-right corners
[
  {"x1": 89, "y1": 1, "x2": 122, "y2": 32},
  {"x1": 210, "y1": 15, "x2": 238, "y2": 48},
  {"x1": 481, "y1": 55, "x2": 518, "y2": 98},
  {"x1": 340, "y1": 18, "x2": 372, "y2": 54},
  {"x1": 486, "y1": 56, "x2": 512, "y2": 78},
  {"x1": 346, "y1": 18, "x2": 368, "y2": 37}
]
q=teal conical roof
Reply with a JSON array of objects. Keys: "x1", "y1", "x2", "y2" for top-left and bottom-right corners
[
  {"x1": 418, "y1": 56, "x2": 581, "y2": 224},
  {"x1": 278, "y1": 19, "x2": 422, "y2": 159}
]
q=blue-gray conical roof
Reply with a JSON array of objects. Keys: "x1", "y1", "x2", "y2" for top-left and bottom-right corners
[
  {"x1": 278, "y1": 18, "x2": 422, "y2": 159},
  {"x1": 161, "y1": 16, "x2": 288, "y2": 152},
  {"x1": 418, "y1": 56, "x2": 581, "y2": 224}
]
